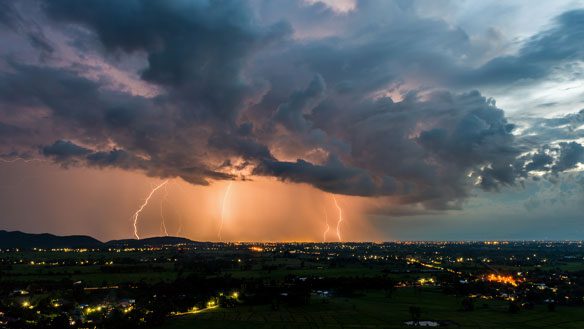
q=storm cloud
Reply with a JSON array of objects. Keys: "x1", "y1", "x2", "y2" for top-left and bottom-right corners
[{"x1": 1, "y1": 0, "x2": 583, "y2": 214}]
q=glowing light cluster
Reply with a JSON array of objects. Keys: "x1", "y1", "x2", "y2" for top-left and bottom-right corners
[
  {"x1": 417, "y1": 277, "x2": 436, "y2": 285},
  {"x1": 486, "y1": 274, "x2": 518, "y2": 287}
]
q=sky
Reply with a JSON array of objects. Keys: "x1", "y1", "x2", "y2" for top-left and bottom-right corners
[{"x1": 0, "y1": 0, "x2": 583, "y2": 242}]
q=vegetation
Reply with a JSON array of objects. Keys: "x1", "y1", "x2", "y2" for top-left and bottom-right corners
[{"x1": 164, "y1": 289, "x2": 584, "y2": 329}]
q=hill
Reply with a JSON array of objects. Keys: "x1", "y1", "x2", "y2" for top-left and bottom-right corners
[
  {"x1": 0, "y1": 231, "x2": 199, "y2": 249},
  {"x1": 0, "y1": 230, "x2": 103, "y2": 249},
  {"x1": 106, "y1": 236, "x2": 195, "y2": 248}
]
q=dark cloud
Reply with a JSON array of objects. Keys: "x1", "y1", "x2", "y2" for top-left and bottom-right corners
[
  {"x1": 1, "y1": 0, "x2": 583, "y2": 215},
  {"x1": 257, "y1": 89, "x2": 529, "y2": 208},
  {"x1": 0, "y1": 121, "x2": 26, "y2": 137},
  {"x1": 85, "y1": 149, "x2": 144, "y2": 170},
  {"x1": 40, "y1": 139, "x2": 233, "y2": 185},
  {"x1": 273, "y1": 74, "x2": 326, "y2": 132},
  {"x1": 524, "y1": 151, "x2": 554, "y2": 172},
  {"x1": 43, "y1": 0, "x2": 291, "y2": 122},
  {"x1": 521, "y1": 10, "x2": 584, "y2": 64},
  {"x1": 42, "y1": 141, "x2": 146, "y2": 171},
  {"x1": 208, "y1": 132, "x2": 274, "y2": 162},
  {"x1": 458, "y1": 9, "x2": 584, "y2": 86},
  {"x1": 553, "y1": 142, "x2": 584, "y2": 173},
  {"x1": 42, "y1": 140, "x2": 91, "y2": 161},
  {"x1": 254, "y1": 155, "x2": 398, "y2": 196},
  {"x1": 514, "y1": 110, "x2": 584, "y2": 160},
  {"x1": 0, "y1": 1, "x2": 53, "y2": 55},
  {"x1": 520, "y1": 139, "x2": 584, "y2": 178}
]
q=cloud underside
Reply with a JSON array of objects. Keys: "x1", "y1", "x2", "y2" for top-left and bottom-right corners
[{"x1": 1, "y1": 0, "x2": 583, "y2": 212}]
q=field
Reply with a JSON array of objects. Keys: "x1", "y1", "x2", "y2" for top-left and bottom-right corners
[
  {"x1": 0, "y1": 250, "x2": 183, "y2": 285},
  {"x1": 0, "y1": 252, "x2": 413, "y2": 285},
  {"x1": 0, "y1": 263, "x2": 180, "y2": 285},
  {"x1": 164, "y1": 288, "x2": 584, "y2": 329}
]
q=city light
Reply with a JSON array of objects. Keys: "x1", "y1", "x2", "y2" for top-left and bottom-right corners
[{"x1": 486, "y1": 274, "x2": 519, "y2": 287}]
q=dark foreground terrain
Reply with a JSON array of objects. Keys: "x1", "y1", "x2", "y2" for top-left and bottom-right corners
[{"x1": 1, "y1": 235, "x2": 583, "y2": 328}]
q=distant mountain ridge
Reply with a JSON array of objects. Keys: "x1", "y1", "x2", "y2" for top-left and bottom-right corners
[
  {"x1": 106, "y1": 236, "x2": 195, "y2": 248},
  {"x1": 0, "y1": 230, "x2": 197, "y2": 249},
  {"x1": 0, "y1": 230, "x2": 103, "y2": 249}
]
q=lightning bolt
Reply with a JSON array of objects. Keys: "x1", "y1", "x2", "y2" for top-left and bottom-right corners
[
  {"x1": 0, "y1": 157, "x2": 26, "y2": 163},
  {"x1": 132, "y1": 180, "x2": 169, "y2": 239},
  {"x1": 332, "y1": 196, "x2": 343, "y2": 242},
  {"x1": 218, "y1": 181, "x2": 233, "y2": 242},
  {"x1": 0, "y1": 156, "x2": 46, "y2": 164},
  {"x1": 323, "y1": 207, "x2": 330, "y2": 242},
  {"x1": 159, "y1": 183, "x2": 169, "y2": 236}
]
